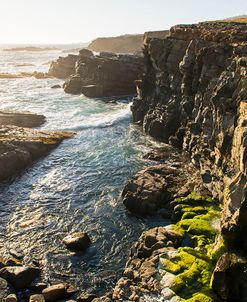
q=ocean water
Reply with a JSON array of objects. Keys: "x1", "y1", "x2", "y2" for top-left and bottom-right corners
[{"x1": 0, "y1": 48, "x2": 166, "y2": 294}]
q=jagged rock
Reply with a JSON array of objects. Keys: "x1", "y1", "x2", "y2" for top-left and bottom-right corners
[
  {"x1": 131, "y1": 21, "x2": 247, "y2": 249},
  {"x1": 122, "y1": 164, "x2": 179, "y2": 215},
  {"x1": 63, "y1": 232, "x2": 91, "y2": 251},
  {"x1": 0, "y1": 110, "x2": 45, "y2": 128},
  {"x1": 48, "y1": 55, "x2": 78, "y2": 79},
  {"x1": 211, "y1": 253, "x2": 247, "y2": 300},
  {"x1": 63, "y1": 51, "x2": 143, "y2": 97},
  {"x1": 42, "y1": 283, "x2": 78, "y2": 301},
  {"x1": 0, "y1": 266, "x2": 40, "y2": 290},
  {"x1": 0, "y1": 125, "x2": 73, "y2": 180}
]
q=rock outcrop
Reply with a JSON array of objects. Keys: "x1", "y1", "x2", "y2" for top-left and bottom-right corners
[
  {"x1": 131, "y1": 22, "x2": 247, "y2": 253},
  {"x1": 0, "y1": 111, "x2": 73, "y2": 180},
  {"x1": 48, "y1": 54, "x2": 79, "y2": 79},
  {"x1": 63, "y1": 50, "x2": 144, "y2": 97}
]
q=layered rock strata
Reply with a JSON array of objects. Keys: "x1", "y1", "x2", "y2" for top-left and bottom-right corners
[
  {"x1": 48, "y1": 54, "x2": 78, "y2": 79},
  {"x1": 131, "y1": 22, "x2": 247, "y2": 251}
]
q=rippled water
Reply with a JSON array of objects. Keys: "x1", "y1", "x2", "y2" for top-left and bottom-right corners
[{"x1": 0, "y1": 48, "x2": 166, "y2": 294}]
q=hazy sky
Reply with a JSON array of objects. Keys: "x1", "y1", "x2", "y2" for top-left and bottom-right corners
[{"x1": 0, "y1": 0, "x2": 247, "y2": 44}]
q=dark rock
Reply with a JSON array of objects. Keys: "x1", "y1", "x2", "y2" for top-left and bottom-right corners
[
  {"x1": 122, "y1": 164, "x2": 179, "y2": 215},
  {"x1": 30, "y1": 282, "x2": 47, "y2": 293},
  {"x1": 211, "y1": 253, "x2": 247, "y2": 300},
  {"x1": 63, "y1": 52, "x2": 143, "y2": 97},
  {"x1": 42, "y1": 283, "x2": 78, "y2": 301},
  {"x1": 63, "y1": 232, "x2": 91, "y2": 251},
  {"x1": 51, "y1": 84, "x2": 61, "y2": 89},
  {"x1": 0, "y1": 266, "x2": 41, "y2": 290}
]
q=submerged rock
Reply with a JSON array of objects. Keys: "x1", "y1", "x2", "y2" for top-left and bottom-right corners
[
  {"x1": 42, "y1": 283, "x2": 78, "y2": 301},
  {"x1": 51, "y1": 84, "x2": 61, "y2": 89},
  {"x1": 0, "y1": 277, "x2": 14, "y2": 301},
  {"x1": 0, "y1": 266, "x2": 40, "y2": 290},
  {"x1": 29, "y1": 294, "x2": 45, "y2": 302},
  {"x1": 77, "y1": 292, "x2": 97, "y2": 302},
  {"x1": 63, "y1": 232, "x2": 91, "y2": 251},
  {"x1": 5, "y1": 294, "x2": 18, "y2": 302}
]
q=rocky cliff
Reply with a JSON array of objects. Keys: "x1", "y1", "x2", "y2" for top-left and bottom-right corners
[
  {"x1": 63, "y1": 49, "x2": 144, "y2": 97},
  {"x1": 132, "y1": 22, "x2": 247, "y2": 251}
]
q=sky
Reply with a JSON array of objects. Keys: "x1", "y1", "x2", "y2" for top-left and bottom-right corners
[{"x1": 0, "y1": 0, "x2": 247, "y2": 44}]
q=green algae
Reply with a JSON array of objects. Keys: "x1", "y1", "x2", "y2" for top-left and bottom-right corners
[{"x1": 160, "y1": 192, "x2": 223, "y2": 301}]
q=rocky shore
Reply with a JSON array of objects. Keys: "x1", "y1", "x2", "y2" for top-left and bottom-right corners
[{"x1": 0, "y1": 21, "x2": 246, "y2": 302}]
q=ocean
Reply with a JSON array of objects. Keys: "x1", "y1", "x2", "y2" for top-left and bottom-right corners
[{"x1": 0, "y1": 46, "x2": 165, "y2": 294}]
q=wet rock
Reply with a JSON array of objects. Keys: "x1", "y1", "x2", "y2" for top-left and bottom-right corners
[
  {"x1": 5, "y1": 294, "x2": 18, "y2": 302},
  {"x1": 0, "y1": 110, "x2": 45, "y2": 128},
  {"x1": 63, "y1": 232, "x2": 91, "y2": 251},
  {"x1": 0, "y1": 125, "x2": 73, "y2": 181},
  {"x1": 122, "y1": 164, "x2": 179, "y2": 215},
  {"x1": 0, "y1": 266, "x2": 40, "y2": 290},
  {"x1": 42, "y1": 283, "x2": 78, "y2": 301},
  {"x1": 51, "y1": 85, "x2": 61, "y2": 89},
  {"x1": 30, "y1": 283, "x2": 47, "y2": 294},
  {"x1": 0, "y1": 277, "x2": 14, "y2": 301},
  {"x1": 29, "y1": 294, "x2": 45, "y2": 302},
  {"x1": 78, "y1": 292, "x2": 97, "y2": 302}
]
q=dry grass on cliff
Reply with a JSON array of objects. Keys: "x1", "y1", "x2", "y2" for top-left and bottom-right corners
[{"x1": 224, "y1": 17, "x2": 247, "y2": 23}]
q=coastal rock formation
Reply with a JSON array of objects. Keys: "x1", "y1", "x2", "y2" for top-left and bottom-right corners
[
  {"x1": 0, "y1": 110, "x2": 73, "y2": 180},
  {"x1": 63, "y1": 50, "x2": 144, "y2": 97},
  {"x1": 0, "y1": 125, "x2": 73, "y2": 180},
  {"x1": 131, "y1": 22, "x2": 247, "y2": 251},
  {"x1": 48, "y1": 54, "x2": 78, "y2": 79}
]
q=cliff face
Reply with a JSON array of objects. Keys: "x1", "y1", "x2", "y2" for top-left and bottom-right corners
[{"x1": 132, "y1": 22, "x2": 247, "y2": 250}]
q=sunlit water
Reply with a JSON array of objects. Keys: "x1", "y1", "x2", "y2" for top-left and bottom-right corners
[{"x1": 0, "y1": 48, "x2": 167, "y2": 295}]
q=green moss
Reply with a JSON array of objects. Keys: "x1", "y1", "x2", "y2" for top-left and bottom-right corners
[
  {"x1": 208, "y1": 235, "x2": 228, "y2": 262},
  {"x1": 185, "y1": 293, "x2": 214, "y2": 302},
  {"x1": 158, "y1": 192, "x2": 223, "y2": 301}
]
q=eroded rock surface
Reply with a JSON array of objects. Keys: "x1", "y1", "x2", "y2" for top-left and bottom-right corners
[
  {"x1": 0, "y1": 110, "x2": 45, "y2": 128},
  {"x1": 131, "y1": 22, "x2": 247, "y2": 250},
  {"x1": 48, "y1": 54, "x2": 78, "y2": 79}
]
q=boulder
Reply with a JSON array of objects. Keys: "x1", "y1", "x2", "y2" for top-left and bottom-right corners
[
  {"x1": 42, "y1": 283, "x2": 77, "y2": 301},
  {"x1": 48, "y1": 55, "x2": 78, "y2": 79},
  {"x1": 122, "y1": 164, "x2": 178, "y2": 215},
  {"x1": 0, "y1": 266, "x2": 40, "y2": 290},
  {"x1": 63, "y1": 232, "x2": 91, "y2": 251},
  {"x1": 29, "y1": 294, "x2": 45, "y2": 302},
  {"x1": 5, "y1": 294, "x2": 18, "y2": 302}
]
